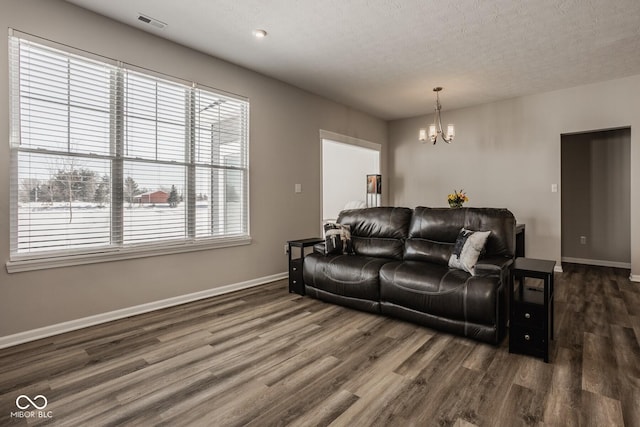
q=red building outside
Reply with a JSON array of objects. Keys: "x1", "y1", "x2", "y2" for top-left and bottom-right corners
[{"x1": 134, "y1": 190, "x2": 169, "y2": 204}]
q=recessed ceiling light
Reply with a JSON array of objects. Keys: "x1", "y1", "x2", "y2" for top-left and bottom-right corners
[{"x1": 253, "y1": 29, "x2": 268, "y2": 39}]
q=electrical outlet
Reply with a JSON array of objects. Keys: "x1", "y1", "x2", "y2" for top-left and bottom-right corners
[
  {"x1": 284, "y1": 244, "x2": 289, "y2": 255},
  {"x1": 580, "y1": 236, "x2": 587, "y2": 245}
]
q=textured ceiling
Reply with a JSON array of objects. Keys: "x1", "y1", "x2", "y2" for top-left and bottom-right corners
[{"x1": 66, "y1": 0, "x2": 640, "y2": 120}]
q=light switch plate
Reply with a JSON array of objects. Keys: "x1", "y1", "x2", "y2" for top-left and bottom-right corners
[
  {"x1": 295, "y1": 184, "x2": 302, "y2": 193},
  {"x1": 551, "y1": 184, "x2": 558, "y2": 193}
]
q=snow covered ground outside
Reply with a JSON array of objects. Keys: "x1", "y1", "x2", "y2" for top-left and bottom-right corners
[{"x1": 15, "y1": 201, "x2": 233, "y2": 253}]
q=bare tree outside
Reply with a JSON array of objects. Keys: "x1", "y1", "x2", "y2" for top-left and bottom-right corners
[
  {"x1": 94, "y1": 175, "x2": 110, "y2": 207},
  {"x1": 124, "y1": 176, "x2": 141, "y2": 207},
  {"x1": 19, "y1": 178, "x2": 41, "y2": 203},
  {"x1": 50, "y1": 157, "x2": 80, "y2": 223}
]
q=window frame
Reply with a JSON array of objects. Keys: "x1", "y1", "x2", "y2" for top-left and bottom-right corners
[{"x1": 7, "y1": 31, "x2": 251, "y2": 273}]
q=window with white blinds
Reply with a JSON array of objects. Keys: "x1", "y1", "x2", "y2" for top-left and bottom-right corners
[{"x1": 8, "y1": 35, "x2": 250, "y2": 269}]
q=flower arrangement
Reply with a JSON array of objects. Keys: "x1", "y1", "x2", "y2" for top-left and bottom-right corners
[{"x1": 447, "y1": 189, "x2": 468, "y2": 208}]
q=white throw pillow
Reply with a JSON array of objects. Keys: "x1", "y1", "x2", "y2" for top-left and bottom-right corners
[{"x1": 448, "y1": 228, "x2": 491, "y2": 275}]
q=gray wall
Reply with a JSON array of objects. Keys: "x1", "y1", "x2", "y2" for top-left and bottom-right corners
[
  {"x1": 561, "y1": 129, "x2": 631, "y2": 265},
  {"x1": 389, "y1": 76, "x2": 640, "y2": 278},
  {"x1": 0, "y1": 0, "x2": 388, "y2": 336}
]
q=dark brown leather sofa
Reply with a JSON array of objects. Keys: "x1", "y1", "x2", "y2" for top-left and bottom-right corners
[{"x1": 303, "y1": 206, "x2": 516, "y2": 344}]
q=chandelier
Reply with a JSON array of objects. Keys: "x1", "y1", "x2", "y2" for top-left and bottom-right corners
[{"x1": 419, "y1": 87, "x2": 455, "y2": 144}]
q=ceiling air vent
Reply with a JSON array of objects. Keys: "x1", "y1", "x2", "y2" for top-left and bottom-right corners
[{"x1": 137, "y1": 14, "x2": 167, "y2": 29}]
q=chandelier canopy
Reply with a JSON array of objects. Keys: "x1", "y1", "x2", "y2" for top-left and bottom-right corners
[{"x1": 419, "y1": 87, "x2": 455, "y2": 144}]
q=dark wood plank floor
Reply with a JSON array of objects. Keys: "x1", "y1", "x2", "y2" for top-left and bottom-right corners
[{"x1": 0, "y1": 263, "x2": 638, "y2": 426}]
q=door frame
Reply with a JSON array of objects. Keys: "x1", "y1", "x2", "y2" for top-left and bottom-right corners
[
  {"x1": 319, "y1": 129, "x2": 381, "y2": 233},
  {"x1": 560, "y1": 126, "x2": 631, "y2": 269}
]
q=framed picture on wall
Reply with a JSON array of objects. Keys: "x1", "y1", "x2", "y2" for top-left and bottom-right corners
[{"x1": 367, "y1": 174, "x2": 381, "y2": 194}]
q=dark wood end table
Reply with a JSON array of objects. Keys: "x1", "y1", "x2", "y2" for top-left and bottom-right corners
[
  {"x1": 287, "y1": 238, "x2": 323, "y2": 295},
  {"x1": 509, "y1": 257, "x2": 556, "y2": 363}
]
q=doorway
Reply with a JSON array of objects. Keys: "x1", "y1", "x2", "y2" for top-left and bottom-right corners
[
  {"x1": 320, "y1": 132, "x2": 380, "y2": 224},
  {"x1": 560, "y1": 127, "x2": 631, "y2": 268}
]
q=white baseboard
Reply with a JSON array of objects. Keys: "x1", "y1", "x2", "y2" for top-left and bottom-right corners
[
  {"x1": 554, "y1": 265, "x2": 563, "y2": 273},
  {"x1": 561, "y1": 257, "x2": 631, "y2": 269},
  {"x1": 630, "y1": 274, "x2": 640, "y2": 283},
  {"x1": 0, "y1": 272, "x2": 287, "y2": 349}
]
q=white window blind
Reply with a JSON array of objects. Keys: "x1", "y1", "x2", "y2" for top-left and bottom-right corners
[{"x1": 8, "y1": 35, "x2": 249, "y2": 267}]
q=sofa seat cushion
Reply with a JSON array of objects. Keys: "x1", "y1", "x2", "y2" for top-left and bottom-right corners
[
  {"x1": 303, "y1": 252, "x2": 390, "y2": 301},
  {"x1": 379, "y1": 261, "x2": 501, "y2": 325}
]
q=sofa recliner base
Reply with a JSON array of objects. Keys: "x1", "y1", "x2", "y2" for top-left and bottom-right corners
[
  {"x1": 380, "y1": 301, "x2": 499, "y2": 344},
  {"x1": 304, "y1": 285, "x2": 381, "y2": 314}
]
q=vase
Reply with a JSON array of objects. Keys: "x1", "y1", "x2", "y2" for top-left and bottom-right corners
[{"x1": 449, "y1": 201, "x2": 463, "y2": 208}]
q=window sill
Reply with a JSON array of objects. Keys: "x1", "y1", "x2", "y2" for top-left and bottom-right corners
[{"x1": 5, "y1": 236, "x2": 252, "y2": 273}]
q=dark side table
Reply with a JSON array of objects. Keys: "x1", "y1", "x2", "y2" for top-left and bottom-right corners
[
  {"x1": 287, "y1": 238, "x2": 323, "y2": 295},
  {"x1": 509, "y1": 257, "x2": 556, "y2": 363}
]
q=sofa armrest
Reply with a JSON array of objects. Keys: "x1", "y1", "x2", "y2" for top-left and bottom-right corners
[{"x1": 475, "y1": 256, "x2": 513, "y2": 281}]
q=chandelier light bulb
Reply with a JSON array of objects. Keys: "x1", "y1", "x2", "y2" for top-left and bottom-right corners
[
  {"x1": 428, "y1": 125, "x2": 437, "y2": 140},
  {"x1": 446, "y1": 124, "x2": 455, "y2": 140}
]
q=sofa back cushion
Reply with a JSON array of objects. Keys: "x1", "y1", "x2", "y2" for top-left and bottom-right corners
[
  {"x1": 337, "y1": 207, "x2": 412, "y2": 259},
  {"x1": 405, "y1": 207, "x2": 515, "y2": 265}
]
